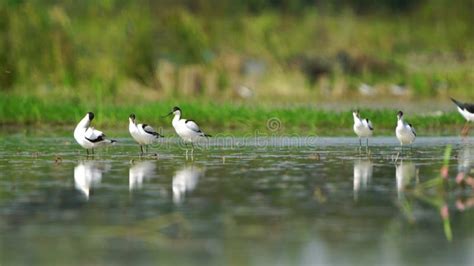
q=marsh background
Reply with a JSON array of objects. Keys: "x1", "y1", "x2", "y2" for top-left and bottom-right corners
[
  {"x1": 0, "y1": 0, "x2": 472, "y2": 134},
  {"x1": 1, "y1": 2, "x2": 474, "y2": 266}
]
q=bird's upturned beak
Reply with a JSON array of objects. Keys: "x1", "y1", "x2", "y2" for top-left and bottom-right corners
[{"x1": 162, "y1": 112, "x2": 173, "y2": 118}]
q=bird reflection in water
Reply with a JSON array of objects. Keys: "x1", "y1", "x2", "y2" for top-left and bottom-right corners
[
  {"x1": 456, "y1": 144, "x2": 474, "y2": 187},
  {"x1": 395, "y1": 160, "x2": 417, "y2": 199},
  {"x1": 172, "y1": 165, "x2": 202, "y2": 204},
  {"x1": 129, "y1": 161, "x2": 157, "y2": 191},
  {"x1": 74, "y1": 161, "x2": 111, "y2": 200},
  {"x1": 353, "y1": 159, "x2": 373, "y2": 201}
]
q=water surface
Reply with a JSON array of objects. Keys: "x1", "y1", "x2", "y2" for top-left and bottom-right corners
[{"x1": 1, "y1": 136, "x2": 473, "y2": 266}]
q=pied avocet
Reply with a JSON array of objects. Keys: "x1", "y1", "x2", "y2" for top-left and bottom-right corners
[
  {"x1": 74, "y1": 112, "x2": 116, "y2": 155},
  {"x1": 129, "y1": 114, "x2": 163, "y2": 154}
]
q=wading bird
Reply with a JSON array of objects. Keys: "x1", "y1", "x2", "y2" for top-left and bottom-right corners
[
  {"x1": 128, "y1": 114, "x2": 163, "y2": 154},
  {"x1": 451, "y1": 97, "x2": 474, "y2": 136},
  {"x1": 395, "y1": 111, "x2": 416, "y2": 152},
  {"x1": 74, "y1": 112, "x2": 116, "y2": 156},
  {"x1": 352, "y1": 110, "x2": 373, "y2": 149},
  {"x1": 165, "y1": 106, "x2": 211, "y2": 158}
]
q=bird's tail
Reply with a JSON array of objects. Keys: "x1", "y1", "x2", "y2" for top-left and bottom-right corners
[
  {"x1": 450, "y1": 97, "x2": 462, "y2": 107},
  {"x1": 110, "y1": 139, "x2": 118, "y2": 144},
  {"x1": 204, "y1": 134, "x2": 212, "y2": 138}
]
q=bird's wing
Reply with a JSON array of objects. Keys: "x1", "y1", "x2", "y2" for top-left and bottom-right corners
[
  {"x1": 185, "y1": 120, "x2": 202, "y2": 133},
  {"x1": 408, "y1": 123, "x2": 416, "y2": 136},
  {"x1": 451, "y1": 98, "x2": 474, "y2": 113},
  {"x1": 141, "y1": 124, "x2": 161, "y2": 136},
  {"x1": 463, "y1": 103, "x2": 474, "y2": 113},
  {"x1": 365, "y1": 119, "x2": 374, "y2": 130},
  {"x1": 85, "y1": 127, "x2": 106, "y2": 143}
]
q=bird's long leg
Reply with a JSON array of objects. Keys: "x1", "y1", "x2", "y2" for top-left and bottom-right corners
[
  {"x1": 461, "y1": 122, "x2": 470, "y2": 137},
  {"x1": 86, "y1": 149, "x2": 89, "y2": 157},
  {"x1": 366, "y1": 138, "x2": 369, "y2": 152},
  {"x1": 140, "y1": 145, "x2": 143, "y2": 155}
]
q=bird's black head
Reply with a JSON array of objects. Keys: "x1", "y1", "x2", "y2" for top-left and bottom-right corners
[
  {"x1": 397, "y1": 110, "x2": 403, "y2": 119},
  {"x1": 353, "y1": 109, "x2": 360, "y2": 117},
  {"x1": 88, "y1": 112, "x2": 95, "y2": 121},
  {"x1": 164, "y1": 106, "x2": 181, "y2": 118},
  {"x1": 129, "y1": 113, "x2": 136, "y2": 120}
]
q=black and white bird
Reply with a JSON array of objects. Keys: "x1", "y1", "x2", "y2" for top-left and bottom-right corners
[
  {"x1": 395, "y1": 111, "x2": 416, "y2": 150},
  {"x1": 451, "y1": 97, "x2": 474, "y2": 136},
  {"x1": 129, "y1": 114, "x2": 163, "y2": 154},
  {"x1": 352, "y1": 110, "x2": 373, "y2": 149},
  {"x1": 74, "y1": 112, "x2": 116, "y2": 155},
  {"x1": 165, "y1": 106, "x2": 210, "y2": 156}
]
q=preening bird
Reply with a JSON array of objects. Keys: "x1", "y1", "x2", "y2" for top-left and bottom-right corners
[
  {"x1": 352, "y1": 110, "x2": 373, "y2": 149},
  {"x1": 74, "y1": 112, "x2": 116, "y2": 155},
  {"x1": 395, "y1": 111, "x2": 416, "y2": 151},
  {"x1": 128, "y1": 113, "x2": 162, "y2": 154}
]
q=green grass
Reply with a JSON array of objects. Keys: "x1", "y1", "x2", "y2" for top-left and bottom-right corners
[
  {"x1": 1, "y1": 1, "x2": 472, "y2": 102},
  {"x1": 0, "y1": 96, "x2": 467, "y2": 136}
]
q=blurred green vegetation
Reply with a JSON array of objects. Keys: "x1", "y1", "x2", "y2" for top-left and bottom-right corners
[
  {"x1": 0, "y1": 0, "x2": 472, "y2": 105},
  {"x1": 0, "y1": 96, "x2": 466, "y2": 136}
]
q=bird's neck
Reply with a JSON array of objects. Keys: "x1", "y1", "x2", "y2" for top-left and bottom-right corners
[
  {"x1": 172, "y1": 113, "x2": 181, "y2": 123},
  {"x1": 397, "y1": 118, "x2": 404, "y2": 127},
  {"x1": 76, "y1": 117, "x2": 90, "y2": 129},
  {"x1": 353, "y1": 114, "x2": 361, "y2": 123},
  {"x1": 129, "y1": 120, "x2": 137, "y2": 131}
]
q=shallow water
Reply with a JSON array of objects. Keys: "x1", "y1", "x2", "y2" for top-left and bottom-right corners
[{"x1": 0, "y1": 136, "x2": 473, "y2": 266}]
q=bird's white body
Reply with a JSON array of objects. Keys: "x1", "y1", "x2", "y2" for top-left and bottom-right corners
[
  {"x1": 395, "y1": 113, "x2": 416, "y2": 146},
  {"x1": 129, "y1": 118, "x2": 160, "y2": 145},
  {"x1": 172, "y1": 110, "x2": 207, "y2": 142},
  {"x1": 396, "y1": 119, "x2": 416, "y2": 145},
  {"x1": 172, "y1": 166, "x2": 201, "y2": 204},
  {"x1": 353, "y1": 113, "x2": 373, "y2": 138},
  {"x1": 74, "y1": 113, "x2": 114, "y2": 150},
  {"x1": 456, "y1": 106, "x2": 474, "y2": 122}
]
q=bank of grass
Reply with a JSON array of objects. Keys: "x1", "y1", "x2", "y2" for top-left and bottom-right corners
[
  {"x1": 1, "y1": 1, "x2": 472, "y2": 101},
  {"x1": 0, "y1": 96, "x2": 466, "y2": 136}
]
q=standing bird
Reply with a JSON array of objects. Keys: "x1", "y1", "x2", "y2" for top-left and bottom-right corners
[
  {"x1": 450, "y1": 97, "x2": 474, "y2": 136},
  {"x1": 165, "y1": 106, "x2": 211, "y2": 157},
  {"x1": 74, "y1": 112, "x2": 116, "y2": 156},
  {"x1": 129, "y1": 114, "x2": 163, "y2": 154},
  {"x1": 395, "y1": 111, "x2": 416, "y2": 152},
  {"x1": 352, "y1": 110, "x2": 373, "y2": 149}
]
